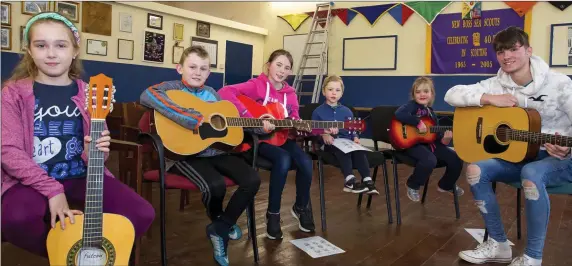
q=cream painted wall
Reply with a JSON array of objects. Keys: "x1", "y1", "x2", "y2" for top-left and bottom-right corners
[
  {"x1": 3, "y1": 1, "x2": 267, "y2": 75},
  {"x1": 266, "y1": 1, "x2": 572, "y2": 76}
]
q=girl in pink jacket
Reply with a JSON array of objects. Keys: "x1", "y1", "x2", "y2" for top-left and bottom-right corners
[
  {"x1": 219, "y1": 49, "x2": 315, "y2": 240},
  {"x1": 1, "y1": 12, "x2": 154, "y2": 258}
]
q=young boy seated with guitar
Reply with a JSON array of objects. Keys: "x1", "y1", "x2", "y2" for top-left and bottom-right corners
[
  {"x1": 445, "y1": 26, "x2": 572, "y2": 266},
  {"x1": 311, "y1": 75, "x2": 379, "y2": 195},
  {"x1": 140, "y1": 46, "x2": 273, "y2": 266},
  {"x1": 395, "y1": 76, "x2": 464, "y2": 202}
]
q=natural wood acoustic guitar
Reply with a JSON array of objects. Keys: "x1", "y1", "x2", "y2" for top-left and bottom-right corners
[
  {"x1": 389, "y1": 116, "x2": 452, "y2": 150},
  {"x1": 46, "y1": 74, "x2": 135, "y2": 266},
  {"x1": 452, "y1": 106, "x2": 572, "y2": 163}
]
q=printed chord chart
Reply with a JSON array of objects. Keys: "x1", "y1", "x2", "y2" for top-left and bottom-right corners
[{"x1": 290, "y1": 236, "x2": 345, "y2": 258}]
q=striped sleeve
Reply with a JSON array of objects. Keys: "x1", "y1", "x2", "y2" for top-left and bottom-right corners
[{"x1": 139, "y1": 81, "x2": 204, "y2": 130}]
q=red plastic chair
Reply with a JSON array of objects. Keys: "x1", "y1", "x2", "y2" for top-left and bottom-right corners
[{"x1": 137, "y1": 111, "x2": 259, "y2": 266}]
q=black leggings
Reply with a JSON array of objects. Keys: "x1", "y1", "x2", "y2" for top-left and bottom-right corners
[
  {"x1": 324, "y1": 145, "x2": 370, "y2": 180},
  {"x1": 169, "y1": 154, "x2": 261, "y2": 225},
  {"x1": 404, "y1": 143, "x2": 463, "y2": 191}
]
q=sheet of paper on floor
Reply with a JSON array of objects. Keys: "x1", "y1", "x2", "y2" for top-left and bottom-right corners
[
  {"x1": 465, "y1": 228, "x2": 514, "y2": 246},
  {"x1": 290, "y1": 236, "x2": 345, "y2": 258}
]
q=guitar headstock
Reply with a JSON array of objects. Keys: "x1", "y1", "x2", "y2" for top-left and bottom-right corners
[
  {"x1": 344, "y1": 117, "x2": 366, "y2": 134},
  {"x1": 85, "y1": 73, "x2": 116, "y2": 119}
]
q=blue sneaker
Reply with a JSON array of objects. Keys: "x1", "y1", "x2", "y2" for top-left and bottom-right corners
[
  {"x1": 229, "y1": 224, "x2": 242, "y2": 240},
  {"x1": 206, "y1": 223, "x2": 230, "y2": 266}
]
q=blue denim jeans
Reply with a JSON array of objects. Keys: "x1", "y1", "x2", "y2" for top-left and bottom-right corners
[
  {"x1": 469, "y1": 151, "x2": 572, "y2": 259},
  {"x1": 258, "y1": 139, "x2": 313, "y2": 213}
]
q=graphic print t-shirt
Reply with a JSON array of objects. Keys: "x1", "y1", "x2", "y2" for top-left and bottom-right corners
[{"x1": 33, "y1": 82, "x2": 87, "y2": 179}]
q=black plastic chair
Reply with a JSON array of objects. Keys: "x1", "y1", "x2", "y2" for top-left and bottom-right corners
[
  {"x1": 358, "y1": 106, "x2": 460, "y2": 225},
  {"x1": 299, "y1": 103, "x2": 393, "y2": 231}
]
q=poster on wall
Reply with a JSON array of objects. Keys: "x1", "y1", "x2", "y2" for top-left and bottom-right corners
[
  {"x1": 430, "y1": 9, "x2": 524, "y2": 74},
  {"x1": 568, "y1": 26, "x2": 571, "y2": 66},
  {"x1": 143, "y1": 31, "x2": 165, "y2": 63}
]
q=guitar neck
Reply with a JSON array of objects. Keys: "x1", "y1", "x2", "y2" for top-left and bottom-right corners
[
  {"x1": 429, "y1": 126, "x2": 453, "y2": 133},
  {"x1": 506, "y1": 129, "x2": 572, "y2": 147},
  {"x1": 226, "y1": 117, "x2": 294, "y2": 128},
  {"x1": 82, "y1": 119, "x2": 106, "y2": 248}
]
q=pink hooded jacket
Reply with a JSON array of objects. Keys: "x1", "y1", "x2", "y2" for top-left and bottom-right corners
[
  {"x1": 1, "y1": 78, "x2": 113, "y2": 199},
  {"x1": 218, "y1": 73, "x2": 301, "y2": 120}
]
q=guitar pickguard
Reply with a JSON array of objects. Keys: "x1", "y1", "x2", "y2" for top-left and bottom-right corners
[
  {"x1": 483, "y1": 135, "x2": 509, "y2": 154},
  {"x1": 198, "y1": 123, "x2": 228, "y2": 140}
]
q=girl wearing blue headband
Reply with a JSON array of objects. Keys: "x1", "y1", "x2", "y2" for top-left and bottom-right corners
[{"x1": 2, "y1": 12, "x2": 155, "y2": 259}]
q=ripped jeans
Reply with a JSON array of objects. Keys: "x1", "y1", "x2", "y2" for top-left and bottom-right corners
[{"x1": 468, "y1": 151, "x2": 572, "y2": 259}]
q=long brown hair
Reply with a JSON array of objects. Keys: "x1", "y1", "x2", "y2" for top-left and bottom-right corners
[
  {"x1": 6, "y1": 15, "x2": 83, "y2": 84},
  {"x1": 410, "y1": 76, "x2": 436, "y2": 107},
  {"x1": 265, "y1": 49, "x2": 294, "y2": 73}
]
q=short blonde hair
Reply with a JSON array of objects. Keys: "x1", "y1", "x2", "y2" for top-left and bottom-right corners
[
  {"x1": 179, "y1": 45, "x2": 210, "y2": 65},
  {"x1": 410, "y1": 76, "x2": 436, "y2": 106},
  {"x1": 322, "y1": 75, "x2": 345, "y2": 93}
]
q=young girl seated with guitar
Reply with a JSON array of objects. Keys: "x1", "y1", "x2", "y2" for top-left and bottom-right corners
[
  {"x1": 140, "y1": 46, "x2": 269, "y2": 266},
  {"x1": 311, "y1": 75, "x2": 378, "y2": 195},
  {"x1": 218, "y1": 49, "x2": 315, "y2": 240},
  {"x1": 394, "y1": 77, "x2": 464, "y2": 202},
  {"x1": 1, "y1": 12, "x2": 154, "y2": 259}
]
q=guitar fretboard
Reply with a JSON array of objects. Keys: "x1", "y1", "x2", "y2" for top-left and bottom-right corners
[
  {"x1": 309, "y1": 121, "x2": 345, "y2": 129},
  {"x1": 82, "y1": 120, "x2": 106, "y2": 248},
  {"x1": 226, "y1": 117, "x2": 293, "y2": 128},
  {"x1": 501, "y1": 128, "x2": 572, "y2": 147},
  {"x1": 429, "y1": 126, "x2": 453, "y2": 133}
]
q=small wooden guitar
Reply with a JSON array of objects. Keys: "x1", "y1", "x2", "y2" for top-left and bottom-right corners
[
  {"x1": 46, "y1": 74, "x2": 135, "y2": 266},
  {"x1": 234, "y1": 95, "x2": 366, "y2": 151},
  {"x1": 389, "y1": 116, "x2": 452, "y2": 150},
  {"x1": 452, "y1": 106, "x2": 572, "y2": 163}
]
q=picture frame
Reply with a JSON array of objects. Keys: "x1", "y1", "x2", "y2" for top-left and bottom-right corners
[
  {"x1": 86, "y1": 39, "x2": 107, "y2": 56},
  {"x1": 143, "y1": 30, "x2": 165, "y2": 63},
  {"x1": 20, "y1": 26, "x2": 26, "y2": 51},
  {"x1": 196, "y1": 21, "x2": 210, "y2": 38},
  {"x1": 173, "y1": 45, "x2": 184, "y2": 64},
  {"x1": 22, "y1": 1, "x2": 50, "y2": 16},
  {"x1": 119, "y1": 12, "x2": 132, "y2": 33},
  {"x1": 1, "y1": 26, "x2": 12, "y2": 50},
  {"x1": 118, "y1": 39, "x2": 134, "y2": 60},
  {"x1": 191, "y1": 36, "x2": 217, "y2": 68},
  {"x1": 1, "y1": 2, "x2": 11, "y2": 26},
  {"x1": 173, "y1": 23, "x2": 184, "y2": 41},
  {"x1": 54, "y1": 1, "x2": 79, "y2": 23},
  {"x1": 147, "y1": 13, "x2": 163, "y2": 30}
]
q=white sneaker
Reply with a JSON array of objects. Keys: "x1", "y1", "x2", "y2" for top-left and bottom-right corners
[
  {"x1": 458, "y1": 238, "x2": 512, "y2": 264},
  {"x1": 509, "y1": 255, "x2": 542, "y2": 266}
]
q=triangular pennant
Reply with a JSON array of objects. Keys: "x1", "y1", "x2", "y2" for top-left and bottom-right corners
[
  {"x1": 388, "y1": 4, "x2": 415, "y2": 26},
  {"x1": 462, "y1": 1, "x2": 482, "y2": 20},
  {"x1": 278, "y1": 13, "x2": 310, "y2": 31},
  {"x1": 337, "y1": 8, "x2": 358, "y2": 26},
  {"x1": 350, "y1": 3, "x2": 397, "y2": 26},
  {"x1": 548, "y1": 1, "x2": 572, "y2": 11},
  {"x1": 504, "y1": 1, "x2": 537, "y2": 17},
  {"x1": 403, "y1": 1, "x2": 452, "y2": 24}
]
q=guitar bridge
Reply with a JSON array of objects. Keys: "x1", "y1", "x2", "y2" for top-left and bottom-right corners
[{"x1": 476, "y1": 117, "x2": 482, "y2": 144}]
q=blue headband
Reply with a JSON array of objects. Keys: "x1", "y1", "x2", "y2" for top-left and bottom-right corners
[{"x1": 23, "y1": 12, "x2": 80, "y2": 46}]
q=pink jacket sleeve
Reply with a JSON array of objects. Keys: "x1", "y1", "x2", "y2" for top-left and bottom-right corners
[
  {"x1": 1, "y1": 89, "x2": 64, "y2": 199},
  {"x1": 287, "y1": 91, "x2": 301, "y2": 120},
  {"x1": 218, "y1": 80, "x2": 260, "y2": 118}
]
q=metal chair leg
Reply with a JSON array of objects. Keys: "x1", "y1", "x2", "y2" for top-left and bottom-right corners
[
  {"x1": 247, "y1": 201, "x2": 259, "y2": 262},
  {"x1": 366, "y1": 166, "x2": 378, "y2": 208},
  {"x1": 453, "y1": 184, "x2": 460, "y2": 219},
  {"x1": 421, "y1": 178, "x2": 430, "y2": 204},
  {"x1": 381, "y1": 160, "x2": 393, "y2": 224},
  {"x1": 318, "y1": 158, "x2": 327, "y2": 231},
  {"x1": 517, "y1": 188, "x2": 521, "y2": 240},
  {"x1": 392, "y1": 157, "x2": 401, "y2": 225}
]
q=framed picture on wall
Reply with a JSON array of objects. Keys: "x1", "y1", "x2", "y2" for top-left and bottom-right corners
[
  {"x1": 191, "y1": 37, "x2": 217, "y2": 68},
  {"x1": 147, "y1": 13, "x2": 163, "y2": 30},
  {"x1": 143, "y1": 30, "x2": 165, "y2": 63},
  {"x1": 173, "y1": 45, "x2": 184, "y2": 64},
  {"x1": 86, "y1": 39, "x2": 107, "y2": 56},
  {"x1": 118, "y1": 39, "x2": 134, "y2": 60},
  {"x1": 119, "y1": 12, "x2": 132, "y2": 33},
  {"x1": 174, "y1": 23, "x2": 184, "y2": 41},
  {"x1": 55, "y1": 1, "x2": 80, "y2": 23},
  {"x1": 196, "y1": 21, "x2": 210, "y2": 38},
  {"x1": 22, "y1": 1, "x2": 50, "y2": 16},
  {"x1": 1, "y1": 2, "x2": 11, "y2": 26},
  {"x1": 20, "y1": 26, "x2": 26, "y2": 51},
  {"x1": 1, "y1": 26, "x2": 12, "y2": 50}
]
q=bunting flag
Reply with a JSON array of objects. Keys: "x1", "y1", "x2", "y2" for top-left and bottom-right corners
[
  {"x1": 403, "y1": 1, "x2": 452, "y2": 24},
  {"x1": 350, "y1": 3, "x2": 397, "y2": 26},
  {"x1": 337, "y1": 8, "x2": 358, "y2": 26},
  {"x1": 388, "y1": 4, "x2": 414, "y2": 26},
  {"x1": 504, "y1": 1, "x2": 537, "y2": 17},
  {"x1": 462, "y1": 1, "x2": 482, "y2": 20},
  {"x1": 548, "y1": 1, "x2": 572, "y2": 11},
  {"x1": 278, "y1": 13, "x2": 310, "y2": 31}
]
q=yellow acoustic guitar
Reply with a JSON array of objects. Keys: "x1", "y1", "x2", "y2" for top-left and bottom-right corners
[
  {"x1": 46, "y1": 74, "x2": 135, "y2": 266},
  {"x1": 452, "y1": 105, "x2": 572, "y2": 163}
]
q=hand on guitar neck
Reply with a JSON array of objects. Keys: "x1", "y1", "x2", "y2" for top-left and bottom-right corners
[{"x1": 545, "y1": 132, "x2": 572, "y2": 160}]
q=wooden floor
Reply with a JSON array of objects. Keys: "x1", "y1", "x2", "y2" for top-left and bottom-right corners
[{"x1": 3, "y1": 152, "x2": 572, "y2": 266}]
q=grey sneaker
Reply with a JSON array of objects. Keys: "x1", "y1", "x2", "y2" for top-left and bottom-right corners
[
  {"x1": 407, "y1": 187, "x2": 420, "y2": 202},
  {"x1": 438, "y1": 185, "x2": 464, "y2": 196}
]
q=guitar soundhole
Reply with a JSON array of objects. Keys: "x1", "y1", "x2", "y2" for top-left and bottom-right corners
[
  {"x1": 210, "y1": 115, "x2": 226, "y2": 131},
  {"x1": 495, "y1": 124, "x2": 510, "y2": 142}
]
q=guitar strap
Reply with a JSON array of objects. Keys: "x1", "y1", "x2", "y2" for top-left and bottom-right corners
[{"x1": 263, "y1": 82, "x2": 289, "y2": 117}]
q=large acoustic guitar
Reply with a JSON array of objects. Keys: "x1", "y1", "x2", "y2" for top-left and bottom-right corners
[
  {"x1": 389, "y1": 116, "x2": 452, "y2": 150},
  {"x1": 46, "y1": 74, "x2": 135, "y2": 266},
  {"x1": 452, "y1": 106, "x2": 572, "y2": 163}
]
